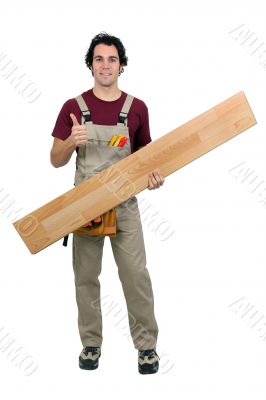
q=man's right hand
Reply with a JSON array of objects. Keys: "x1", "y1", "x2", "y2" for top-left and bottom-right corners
[
  {"x1": 69, "y1": 113, "x2": 87, "y2": 147},
  {"x1": 50, "y1": 114, "x2": 87, "y2": 168}
]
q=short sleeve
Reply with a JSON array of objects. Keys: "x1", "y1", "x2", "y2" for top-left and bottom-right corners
[
  {"x1": 133, "y1": 101, "x2": 152, "y2": 150},
  {"x1": 51, "y1": 99, "x2": 81, "y2": 140}
]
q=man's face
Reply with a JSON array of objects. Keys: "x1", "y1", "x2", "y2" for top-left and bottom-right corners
[{"x1": 91, "y1": 44, "x2": 122, "y2": 87}]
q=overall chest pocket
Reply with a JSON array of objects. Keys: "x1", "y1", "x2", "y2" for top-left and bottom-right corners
[{"x1": 87, "y1": 124, "x2": 129, "y2": 146}]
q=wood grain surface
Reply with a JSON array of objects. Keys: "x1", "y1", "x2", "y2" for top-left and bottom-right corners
[{"x1": 13, "y1": 91, "x2": 257, "y2": 254}]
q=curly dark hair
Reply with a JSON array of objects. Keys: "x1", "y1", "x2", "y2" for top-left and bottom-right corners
[{"x1": 85, "y1": 32, "x2": 128, "y2": 76}]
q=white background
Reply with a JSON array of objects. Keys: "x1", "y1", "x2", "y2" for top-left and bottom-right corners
[{"x1": 0, "y1": 0, "x2": 265, "y2": 398}]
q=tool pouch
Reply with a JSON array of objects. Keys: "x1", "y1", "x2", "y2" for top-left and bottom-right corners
[{"x1": 73, "y1": 208, "x2": 117, "y2": 237}]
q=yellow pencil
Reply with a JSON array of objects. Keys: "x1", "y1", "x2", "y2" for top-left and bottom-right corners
[
  {"x1": 108, "y1": 134, "x2": 118, "y2": 146},
  {"x1": 113, "y1": 134, "x2": 123, "y2": 147}
]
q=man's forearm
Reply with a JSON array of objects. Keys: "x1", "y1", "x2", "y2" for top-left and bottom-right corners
[{"x1": 50, "y1": 137, "x2": 76, "y2": 168}]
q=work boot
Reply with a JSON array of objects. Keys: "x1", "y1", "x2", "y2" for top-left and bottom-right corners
[
  {"x1": 138, "y1": 349, "x2": 159, "y2": 374},
  {"x1": 79, "y1": 346, "x2": 101, "y2": 370}
]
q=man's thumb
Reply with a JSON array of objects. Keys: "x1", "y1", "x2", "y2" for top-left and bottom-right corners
[{"x1": 70, "y1": 113, "x2": 80, "y2": 126}]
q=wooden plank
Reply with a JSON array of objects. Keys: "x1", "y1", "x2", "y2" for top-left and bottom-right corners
[{"x1": 13, "y1": 91, "x2": 257, "y2": 254}]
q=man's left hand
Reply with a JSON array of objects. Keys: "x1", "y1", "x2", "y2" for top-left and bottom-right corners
[{"x1": 148, "y1": 169, "x2": 165, "y2": 190}]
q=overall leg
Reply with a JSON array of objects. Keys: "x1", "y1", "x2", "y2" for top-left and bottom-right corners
[
  {"x1": 110, "y1": 196, "x2": 159, "y2": 350},
  {"x1": 72, "y1": 233, "x2": 105, "y2": 347}
]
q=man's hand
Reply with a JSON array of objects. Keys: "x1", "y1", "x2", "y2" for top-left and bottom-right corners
[
  {"x1": 148, "y1": 169, "x2": 165, "y2": 190},
  {"x1": 69, "y1": 113, "x2": 87, "y2": 147}
]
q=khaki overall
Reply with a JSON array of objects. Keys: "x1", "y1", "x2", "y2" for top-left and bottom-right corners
[{"x1": 72, "y1": 93, "x2": 158, "y2": 350}]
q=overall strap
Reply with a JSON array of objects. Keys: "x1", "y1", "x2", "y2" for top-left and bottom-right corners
[
  {"x1": 117, "y1": 94, "x2": 134, "y2": 126},
  {"x1": 75, "y1": 94, "x2": 92, "y2": 124},
  {"x1": 75, "y1": 93, "x2": 134, "y2": 126}
]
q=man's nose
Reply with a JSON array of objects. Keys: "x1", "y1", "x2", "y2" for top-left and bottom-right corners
[{"x1": 102, "y1": 59, "x2": 111, "y2": 68}]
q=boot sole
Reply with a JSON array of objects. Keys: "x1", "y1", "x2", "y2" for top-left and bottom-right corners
[
  {"x1": 138, "y1": 362, "x2": 159, "y2": 375},
  {"x1": 79, "y1": 359, "x2": 99, "y2": 370}
]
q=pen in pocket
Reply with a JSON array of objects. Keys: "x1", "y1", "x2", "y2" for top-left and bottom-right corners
[
  {"x1": 117, "y1": 137, "x2": 127, "y2": 147},
  {"x1": 108, "y1": 135, "x2": 118, "y2": 146},
  {"x1": 113, "y1": 134, "x2": 123, "y2": 147},
  {"x1": 108, "y1": 134, "x2": 127, "y2": 147}
]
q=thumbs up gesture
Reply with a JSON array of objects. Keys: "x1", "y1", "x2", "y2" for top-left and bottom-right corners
[{"x1": 69, "y1": 113, "x2": 87, "y2": 147}]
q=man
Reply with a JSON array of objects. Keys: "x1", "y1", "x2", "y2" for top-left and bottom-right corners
[{"x1": 50, "y1": 32, "x2": 165, "y2": 374}]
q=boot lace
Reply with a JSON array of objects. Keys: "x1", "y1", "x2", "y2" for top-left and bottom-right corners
[
  {"x1": 84, "y1": 346, "x2": 100, "y2": 356},
  {"x1": 139, "y1": 349, "x2": 160, "y2": 360}
]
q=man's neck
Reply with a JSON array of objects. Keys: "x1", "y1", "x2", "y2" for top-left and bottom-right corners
[{"x1": 92, "y1": 85, "x2": 122, "y2": 101}]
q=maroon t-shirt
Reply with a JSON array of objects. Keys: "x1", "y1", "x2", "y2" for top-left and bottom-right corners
[{"x1": 51, "y1": 89, "x2": 152, "y2": 152}]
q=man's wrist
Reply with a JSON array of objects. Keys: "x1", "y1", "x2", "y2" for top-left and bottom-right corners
[{"x1": 65, "y1": 136, "x2": 76, "y2": 153}]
